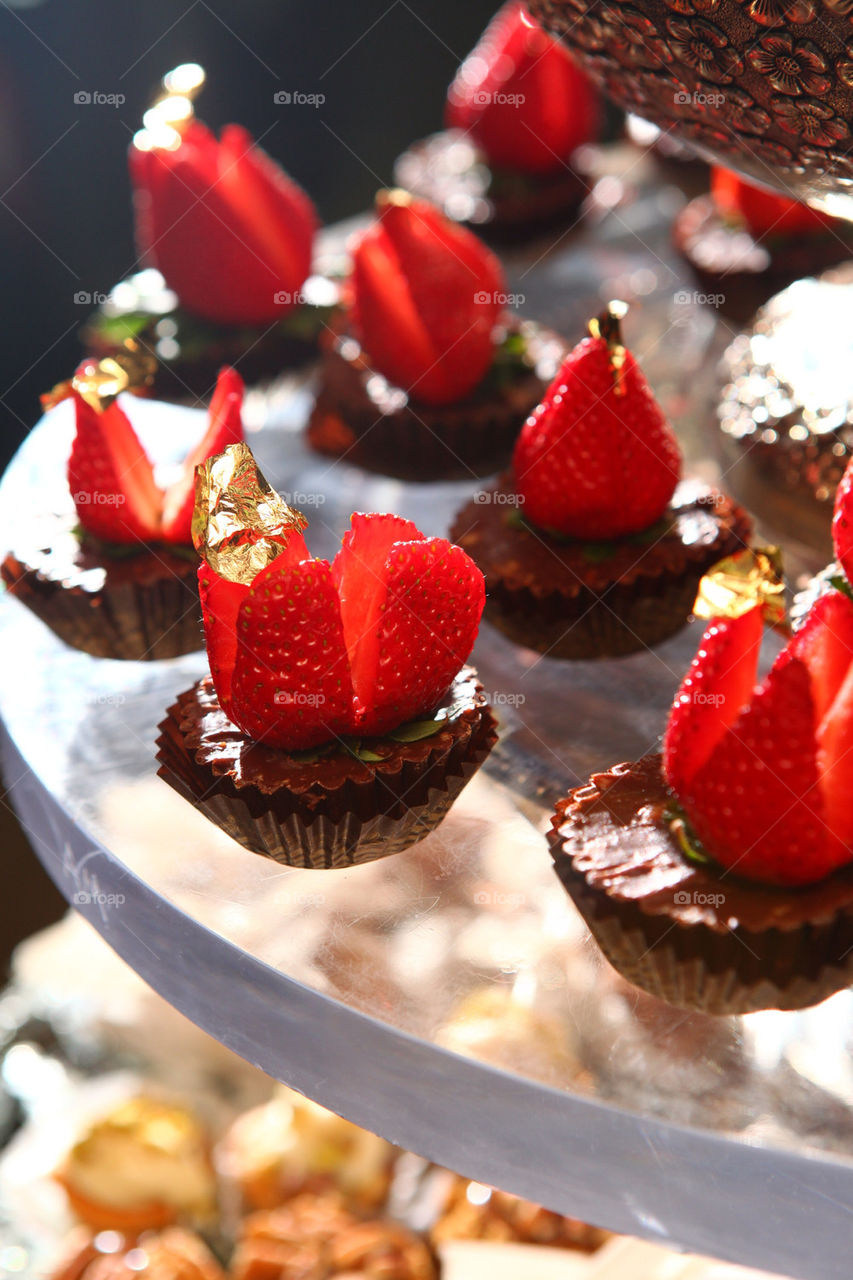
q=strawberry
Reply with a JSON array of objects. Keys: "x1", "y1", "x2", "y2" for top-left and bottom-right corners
[
  {"x1": 663, "y1": 607, "x2": 763, "y2": 797},
  {"x1": 68, "y1": 395, "x2": 161, "y2": 543},
  {"x1": 818, "y1": 662, "x2": 853, "y2": 846},
  {"x1": 350, "y1": 191, "x2": 505, "y2": 405},
  {"x1": 711, "y1": 166, "x2": 835, "y2": 240},
  {"x1": 446, "y1": 2, "x2": 600, "y2": 175},
  {"x1": 160, "y1": 367, "x2": 245, "y2": 543},
  {"x1": 513, "y1": 305, "x2": 681, "y2": 538},
  {"x1": 199, "y1": 502, "x2": 485, "y2": 750},
  {"x1": 66, "y1": 366, "x2": 245, "y2": 546},
  {"x1": 790, "y1": 589, "x2": 853, "y2": 723},
  {"x1": 686, "y1": 652, "x2": 840, "y2": 886},
  {"x1": 832, "y1": 455, "x2": 853, "y2": 587},
  {"x1": 230, "y1": 558, "x2": 355, "y2": 750},
  {"x1": 130, "y1": 120, "x2": 316, "y2": 326}
]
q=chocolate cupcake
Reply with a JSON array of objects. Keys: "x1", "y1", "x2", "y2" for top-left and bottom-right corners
[
  {"x1": 307, "y1": 189, "x2": 564, "y2": 482},
  {"x1": 452, "y1": 303, "x2": 751, "y2": 659},
  {"x1": 719, "y1": 266, "x2": 853, "y2": 559},
  {"x1": 393, "y1": 3, "x2": 600, "y2": 245},
  {"x1": 674, "y1": 168, "x2": 853, "y2": 323},
  {"x1": 2, "y1": 361, "x2": 244, "y2": 661},
  {"x1": 550, "y1": 579, "x2": 853, "y2": 1015},
  {"x1": 157, "y1": 444, "x2": 496, "y2": 869},
  {"x1": 308, "y1": 318, "x2": 563, "y2": 482}
]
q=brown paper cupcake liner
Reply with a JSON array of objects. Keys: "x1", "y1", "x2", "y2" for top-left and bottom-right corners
[
  {"x1": 156, "y1": 673, "x2": 497, "y2": 869},
  {"x1": 2, "y1": 549, "x2": 202, "y2": 661},
  {"x1": 549, "y1": 755, "x2": 853, "y2": 1016},
  {"x1": 306, "y1": 321, "x2": 563, "y2": 483}
]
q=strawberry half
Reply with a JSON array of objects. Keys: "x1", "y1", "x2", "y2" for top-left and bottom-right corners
[
  {"x1": 230, "y1": 558, "x2": 355, "y2": 750},
  {"x1": 513, "y1": 306, "x2": 681, "y2": 538},
  {"x1": 663, "y1": 607, "x2": 763, "y2": 797},
  {"x1": 350, "y1": 192, "x2": 505, "y2": 405},
  {"x1": 832, "y1": 456, "x2": 853, "y2": 588},
  {"x1": 66, "y1": 367, "x2": 245, "y2": 546},
  {"x1": 198, "y1": 566, "x2": 250, "y2": 718},
  {"x1": 686, "y1": 652, "x2": 838, "y2": 886},
  {"x1": 446, "y1": 2, "x2": 600, "y2": 174}
]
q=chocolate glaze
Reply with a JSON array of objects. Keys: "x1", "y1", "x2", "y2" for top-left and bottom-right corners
[
  {"x1": 450, "y1": 477, "x2": 751, "y2": 659},
  {"x1": 307, "y1": 319, "x2": 564, "y2": 482},
  {"x1": 550, "y1": 754, "x2": 853, "y2": 1013},
  {"x1": 393, "y1": 129, "x2": 588, "y2": 245},
  {"x1": 2, "y1": 514, "x2": 201, "y2": 661},
  {"x1": 156, "y1": 668, "x2": 498, "y2": 868}
]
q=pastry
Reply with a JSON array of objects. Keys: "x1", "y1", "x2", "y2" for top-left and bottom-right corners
[
  {"x1": 718, "y1": 266, "x2": 853, "y2": 558},
  {"x1": 1, "y1": 358, "x2": 244, "y2": 660},
  {"x1": 674, "y1": 167, "x2": 853, "y2": 321},
  {"x1": 430, "y1": 1175, "x2": 608, "y2": 1252},
  {"x1": 84, "y1": 66, "x2": 331, "y2": 401},
  {"x1": 231, "y1": 1193, "x2": 438, "y2": 1280},
  {"x1": 393, "y1": 2, "x2": 600, "y2": 244},
  {"x1": 215, "y1": 1086, "x2": 395, "y2": 1214},
  {"x1": 55, "y1": 1096, "x2": 217, "y2": 1232},
  {"x1": 156, "y1": 443, "x2": 497, "y2": 868},
  {"x1": 51, "y1": 1227, "x2": 224, "y2": 1280},
  {"x1": 307, "y1": 190, "x2": 564, "y2": 480},
  {"x1": 549, "y1": 556, "x2": 853, "y2": 1014},
  {"x1": 451, "y1": 302, "x2": 751, "y2": 659}
]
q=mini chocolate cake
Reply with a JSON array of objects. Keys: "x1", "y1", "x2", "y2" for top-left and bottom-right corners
[
  {"x1": 393, "y1": 130, "x2": 589, "y2": 246},
  {"x1": 549, "y1": 754, "x2": 853, "y2": 1015},
  {"x1": 450, "y1": 477, "x2": 751, "y2": 659},
  {"x1": 156, "y1": 668, "x2": 498, "y2": 869},
  {"x1": 83, "y1": 270, "x2": 337, "y2": 404},
  {"x1": 307, "y1": 320, "x2": 563, "y2": 482},
  {"x1": 1, "y1": 518, "x2": 201, "y2": 661},
  {"x1": 719, "y1": 268, "x2": 853, "y2": 559},
  {"x1": 673, "y1": 196, "x2": 853, "y2": 323}
]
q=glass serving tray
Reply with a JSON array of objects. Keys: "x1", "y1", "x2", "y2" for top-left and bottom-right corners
[{"x1": 1, "y1": 145, "x2": 850, "y2": 1280}]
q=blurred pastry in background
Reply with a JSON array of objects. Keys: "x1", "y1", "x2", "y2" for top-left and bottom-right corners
[
  {"x1": 430, "y1": 1175, "x2": 609, "y2": 1252},
  {"x1": 55, "y1": 1096, "x2": 217, "y2": 1233},
  {"x1": 216, "y1": 1087, "x2": 395, "y2": 1215},
  {"x1": 51, "y1": 1226, "x2": 225, "y2": 1280}
]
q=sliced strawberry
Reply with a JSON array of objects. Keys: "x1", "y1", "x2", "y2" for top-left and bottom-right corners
[
  {"x1": 198, "y1": 565, "x2": 250, "y2": 717},
  {"x1": 817, "y1": 662, "x2": 853, "y2": 846},
  {"x1": 685, "y1": 653, "x2": 842, "y2": 886},
  {"x1": 67, "y1": 393, "x2": 161, "y2": 543},
  {"x1": 832, "y1": 457, "x2": 853, "y2": 587},
  {"x1": 331, "y1": 513, "x2": 423, "y2": 701},
  {"x1": 358, "y1": 538, "x2": 485, "y2": 735},
  {"x1": 160, "y1": 367, "x2": 245, "y2": 544},
  {"x1": 230, "y1": 558, "x2": 355, "y2": 749},
  {"x1": 791, "y1": 589, "x2": 853, "y2": 723},
  {"x1": 513, "y1": 323, "x2": 682, "y2": 538},
  {"x1": 350, "y1": 193, "x2": 504, "y2": 406},
  {"x1": 663, "y1": 607, "x2": 763, "y2": 797}
]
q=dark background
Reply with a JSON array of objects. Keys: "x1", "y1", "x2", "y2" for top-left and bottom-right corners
[{"x1": 0, "y1": 0, "x2": 495, "y2": 971}]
